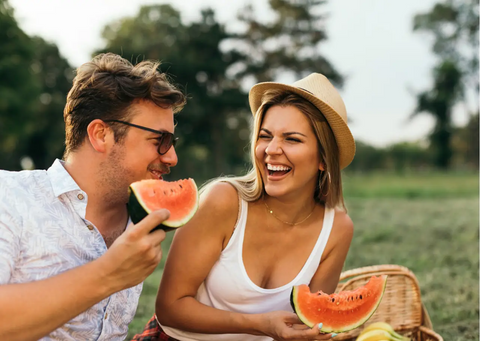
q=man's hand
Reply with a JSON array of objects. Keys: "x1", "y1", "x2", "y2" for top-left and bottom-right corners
[
  {"x1": 98, "y1": 209, "x2": 169, "y2": 292},
  {"x1": 0, "y1": 209, "x2": 170, "y2": 341}
]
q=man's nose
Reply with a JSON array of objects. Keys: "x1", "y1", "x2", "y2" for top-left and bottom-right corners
[{"x1": 159, "y1": 145, "x2": 178, "y2": 167}]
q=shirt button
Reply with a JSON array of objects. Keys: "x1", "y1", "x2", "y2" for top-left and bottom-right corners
[
  {"x1": 104, "y1": 313, "x2": 108, "y2": 320},
  {"x1": 77, "y1": 193, "x2": 85, "y2": 200},
  {"x1": 87, "y1": 224, "x2": 94, "y2": 231}
]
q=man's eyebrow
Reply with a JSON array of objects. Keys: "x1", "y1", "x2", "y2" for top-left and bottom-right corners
[
  {"x1": 148, "y1": 127, "x2": 174, "y2": 135},
  {"x1": 146, "y1": 130, "x2": 165, "y2": 137},
  {"x1": 260, "y1": 128, "x2": 306, "y2": 137}
]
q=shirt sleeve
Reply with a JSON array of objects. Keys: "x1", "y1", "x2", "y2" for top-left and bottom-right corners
[{"x1": 0, "y1": 189, "x2": 22, "y2": 284}]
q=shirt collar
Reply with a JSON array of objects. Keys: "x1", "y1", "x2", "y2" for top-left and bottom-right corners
[{"x1": 47, "y1": 159, "x2": 82, "y2": 197}]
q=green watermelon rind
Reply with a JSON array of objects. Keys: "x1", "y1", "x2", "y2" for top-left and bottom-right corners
[
  {"x1": 290, "y1": 276, "x2": 388, "y2": 333},
  {"x1": 128, "y1": 178, "x2": 199, "y2": 230}
]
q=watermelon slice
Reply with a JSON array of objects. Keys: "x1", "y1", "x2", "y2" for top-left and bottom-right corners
[
  {"x1": 128, "y1": 178, "x2": 199, "y2": 232},
  {"x1": 290, "y1": 275, "x2": 387, "y2": 333}
]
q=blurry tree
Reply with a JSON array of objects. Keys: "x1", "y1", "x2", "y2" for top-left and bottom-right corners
[
  {"x1": 0, "y1": 0, "x2": 72, "y2": 170},
  {"x1": 414, "y1": 0, "x2": 479, "y2": 97},
  {"x1": 232, "y1": 0, "x2": 343, "y2": 86},
  {"x1": 348, "y1": 140, "x2": 432, "y2": 173},
  {"x1": 96, "y1": 5, "x2": 250, "y2": 181},
  {"x1": 411, "y1": 60, "x2": 463, "y2": 169},
  {"x1": 0, "y1": 0, "x2": 40, "y2": 170},
  {"x1": 386, "y1": 141, "x2": 432, "y2": 172},
  {"x1": 451, "y1": 113, "x2": 479, "y2": 169},
  {"x1": 347, "y1": 141, "x2": 387, "y2": 172},
  {"x1": 26, "y1": 37, "x2": 74, "y2": 169},
  {"x1": 412, "y1": 0, "x2": 479, "y2": 169}
]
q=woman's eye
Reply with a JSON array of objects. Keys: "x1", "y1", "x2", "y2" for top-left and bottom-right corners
[
  {"x1": 287, "y1": 138, "x2": 301, "y2": 142},
  {"x1": 258, "y1": 135, "x2": 271, "y2": 139}
]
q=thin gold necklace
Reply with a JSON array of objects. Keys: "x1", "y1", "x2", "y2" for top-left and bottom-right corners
[{"x1": 263, "y1": 199, "x2": 315, "y2": 226}]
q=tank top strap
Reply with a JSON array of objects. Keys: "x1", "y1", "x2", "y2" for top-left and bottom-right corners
[
  {"x1": 305, "y1": 207, "x2": 335, "y2": 273},
  {"x1": 221, "y1": 195, "x2": 248, "y2": 253}
]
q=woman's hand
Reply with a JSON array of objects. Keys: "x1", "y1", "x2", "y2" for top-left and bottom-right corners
[{"x1": 261, "y1": 311, "x2": 334, "y2": 340}]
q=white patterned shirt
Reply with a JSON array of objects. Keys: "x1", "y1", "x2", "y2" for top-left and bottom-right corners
[{"x1": 0, "y1": 159, "x2": 142, "y2": 340}]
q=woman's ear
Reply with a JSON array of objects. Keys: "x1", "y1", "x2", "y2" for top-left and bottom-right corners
[
  {"x1": 318, "y1": 162, "x2": 325, "y2": 171},
  {"x1": 86, "y1": 119, "x2": 113, "y2": 153}
]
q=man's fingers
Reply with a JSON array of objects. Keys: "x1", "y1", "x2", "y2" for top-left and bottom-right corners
[
  {"x1": 149, "y1": 228, "x2": 167, "y2": 245},
  {"x1": 133, "y1": 209, "x2": 170, "y2": 236}
]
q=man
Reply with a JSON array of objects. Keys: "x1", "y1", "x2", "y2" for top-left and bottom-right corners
[{"x1": 0, "y1": 53, "x2": 186, "y2": 340}]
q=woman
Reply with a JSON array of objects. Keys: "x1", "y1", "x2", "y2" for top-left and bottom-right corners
[{"x1": 133, "y1": 73, "x2": 355, "y2": 341}]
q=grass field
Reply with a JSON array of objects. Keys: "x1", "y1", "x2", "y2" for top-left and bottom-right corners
[{"x1": 128, "y1": 172, "x2": 479, "y2": 341}]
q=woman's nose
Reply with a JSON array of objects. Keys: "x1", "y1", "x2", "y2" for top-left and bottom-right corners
[{"x1": 265, "y1": 138, "x2": 282, "y2": 155}]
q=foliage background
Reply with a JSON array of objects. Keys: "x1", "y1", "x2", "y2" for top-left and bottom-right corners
[{"x1": 0, "y1": 0, "x2": 478, "y2": 175}]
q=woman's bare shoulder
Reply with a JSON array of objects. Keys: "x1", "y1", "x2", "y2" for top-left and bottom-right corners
[
  {"x1": 181, "y1": 182, "x2": 240, "y2": 235},
  {"x1": 200, "y1": 181, "x2": 240, "y2": 216},
  {"x1": 330, "y1": 208, "x2": 354, "y2": 240}
]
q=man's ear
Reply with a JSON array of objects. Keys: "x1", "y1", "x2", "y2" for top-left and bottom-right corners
[{"x1": 86, "y1": 119, "x2": 113, "y2": 153}]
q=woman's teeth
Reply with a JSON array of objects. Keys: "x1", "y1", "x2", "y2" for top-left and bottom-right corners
[
  {"x1": 267, "y1": 164, "x2": 291, "y2": 171},
  {"x1": 267, "y1": 164, "x2": 292, "y2": 176}
]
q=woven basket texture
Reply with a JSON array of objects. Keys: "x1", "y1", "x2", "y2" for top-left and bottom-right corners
[{"x1": 333, "y1": 265, "x2": 443, "y2": 341}]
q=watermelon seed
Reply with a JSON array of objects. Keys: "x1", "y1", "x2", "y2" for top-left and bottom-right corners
[
  {"x1": 164, "y1": 191, "x2": 167, "y2": 195},
  {"x1": 179, "y1": 184, "x2": 183, "y2": 188},
  {"x1": 360, "y1": 295, "x2": 363, "y2": 299}
]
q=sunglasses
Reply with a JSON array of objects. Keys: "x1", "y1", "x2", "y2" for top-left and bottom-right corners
[{"x1": 104, "y1": 120, "x2": 178, "y2": 155}]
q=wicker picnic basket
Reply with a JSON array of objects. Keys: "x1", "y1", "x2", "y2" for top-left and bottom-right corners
[{"x1": 333, "y1": 265, "x2": 443, "y2": 341}]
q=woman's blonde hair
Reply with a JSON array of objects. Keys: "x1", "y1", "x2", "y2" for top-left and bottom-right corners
[{"x1": 201, "y1": 89, "x2": 346, "y2": 211}]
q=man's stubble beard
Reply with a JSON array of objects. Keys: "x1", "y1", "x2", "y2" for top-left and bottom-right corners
[{"x1": 98, "y1": 143, "x2": 136, "y2": 206}]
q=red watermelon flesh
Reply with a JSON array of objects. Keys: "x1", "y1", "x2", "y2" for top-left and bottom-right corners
[
  {"x1": 291, "y1": 275, "x2": 387, "y2": 333},
  {"x1": 128, "y1": 178, "x2": 199, "y2": 230}
]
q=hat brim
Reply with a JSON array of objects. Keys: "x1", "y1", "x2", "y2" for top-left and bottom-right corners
[{"x1": 249, "y1": 82, "x2": 355, "y2": 170}]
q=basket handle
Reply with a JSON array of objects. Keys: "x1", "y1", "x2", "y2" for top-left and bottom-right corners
[
  {"x1": 339, "y1": 264, "x2": 412, "y2": 282},
  {"x1": 421, "y1": 304, "x2": 434, "y2": 329},
  {"x1": 418, "y1": 326, "x2": 443, "y2": 341}
]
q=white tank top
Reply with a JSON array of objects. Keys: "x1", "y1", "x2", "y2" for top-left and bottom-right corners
[{"x1": 160, "y1": 198, "x2": 335, "y2": 341}]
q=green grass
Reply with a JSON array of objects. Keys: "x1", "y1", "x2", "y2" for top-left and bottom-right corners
[
  {"x1": 345, "y1": 197, "x2": 479, "y2": 340},
  {"x1": 343, "y1": 171, "x2": 479, "y2": 198},
  {"x1": 128, "y1": 172, "x2": 479, "y2": 340}
]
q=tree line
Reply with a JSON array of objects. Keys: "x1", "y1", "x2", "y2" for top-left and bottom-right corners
[{"x1": 0, "y1": 0, "x2": 478, "y2": 180}]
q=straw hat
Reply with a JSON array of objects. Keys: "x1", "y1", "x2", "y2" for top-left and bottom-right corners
[{"x1": 248, "y1": 73, "x2": 355, "y2": 170}]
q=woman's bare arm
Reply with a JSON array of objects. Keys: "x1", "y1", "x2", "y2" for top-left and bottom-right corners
[{"x1": 309, "y1": 210, "x2": 354, "y2": 294}]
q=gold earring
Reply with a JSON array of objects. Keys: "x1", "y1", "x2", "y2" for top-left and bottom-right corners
[{"x1": 320, "y1": 171, "x2": 331, "y2": 197}]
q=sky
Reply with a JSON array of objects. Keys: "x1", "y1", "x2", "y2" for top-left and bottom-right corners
[{"x1": 8, "y1": 0, "x2": 474, "y2": 147}]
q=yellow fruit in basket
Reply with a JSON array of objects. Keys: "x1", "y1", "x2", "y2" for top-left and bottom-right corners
[
  {"x1": 359, "y1": 322, "x2": 408, "y2": 340},
  {"x1": 355, "y1": 329, "x2": 394, "y2": 341}
]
